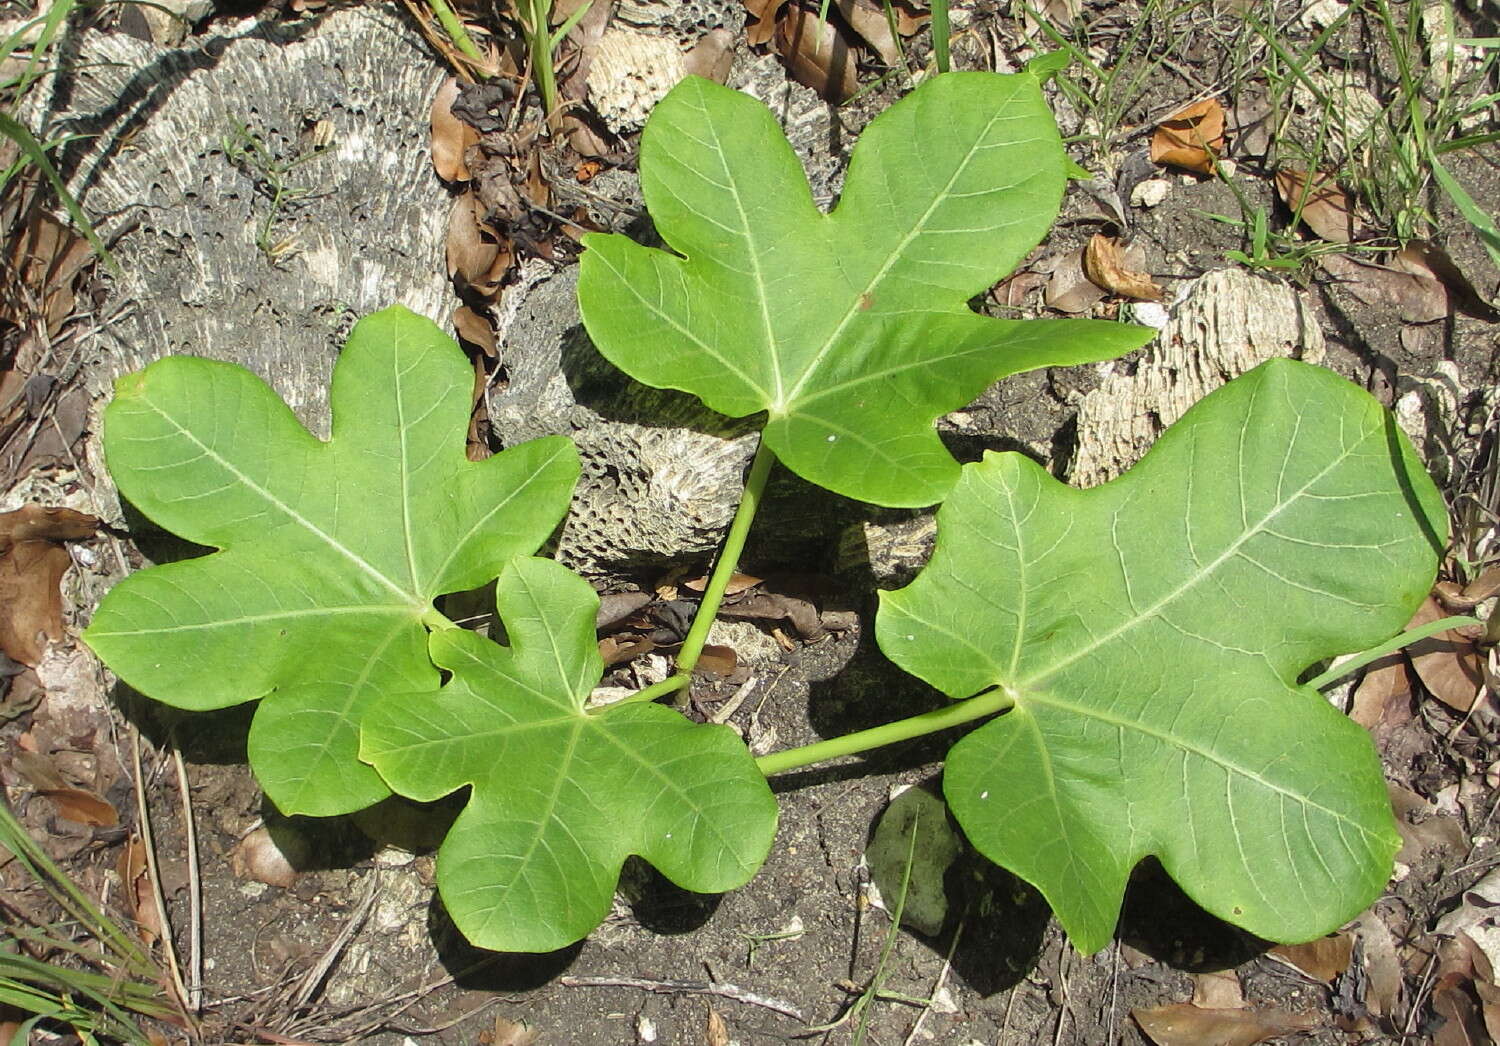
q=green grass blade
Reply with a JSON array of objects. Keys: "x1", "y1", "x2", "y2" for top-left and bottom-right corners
[
  {"x1": 0, "y1": 112, "x2": 116, "y2": 272},
  {"x1": 1431, "y1": 155, "x2": 1500, "y2": 269}
]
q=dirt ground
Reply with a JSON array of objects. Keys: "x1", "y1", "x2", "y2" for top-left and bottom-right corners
[{"x1": 4, "y1": 0, "x2": 1500, "y2": 1044}]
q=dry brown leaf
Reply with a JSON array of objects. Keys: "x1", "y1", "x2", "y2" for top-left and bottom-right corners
[
  {"x1": 1435, "y1": 975, "x2": 1488, "y2": 1046},
  {"x1": 706, "y1": 1008, "x2": 730, "y2": 1046},
  {"x1": 1191, "y1": 970, "x2": 1245, "y2": 1009},
  {"x1": 1351, "y1": 656, "x2": 1414, "y2": 730},
  {"x1": 776, "y1": 2, "x2": 858, "y2": 103},
  {"x1": 599, "y1": 634, "x2": 655, "y2": 666},
  {"x1": 694, "y1": 644, "x2": 738, "y2": 677},
  {"x1": 430, "y1": 77, "x2": 478, "y2": 183},
  {"x1": 1393, "y1": 240, "x2": 1500, "y2": 322},
  {"x1": 0, "y1": 505, "x2": 98, "y2": 666},
  {"x1": 482, "y1": 1015, "x2": 539, "y2": 1046},
  {"x1": 1350, "y1": 913, "x2": 1404, "y2": 1016},
  {"x1": 744, "y1": 0, "x2": 788, "y2": 47},
  {"x1": 1083, "y1": 234, "x2": 1164, "y2": 301},
  {"x1": 1406, "y1": 596, "x2": 1485, "y2": 713},
  {"x1": 230, "y1": 825, "x2": 300, "y2": 888},
  {"x1": 1271, "y1": 933, "x2": 1354, "y2": 983},
  {"x1": 1275, "y1": 170, "x2": 1360, "y2": 244},
  {"x1": 5, "y1": 212, "x2": 93, "y2": 334},
  {"x1": 1134, "y1": 1003, "x2": 1317, "y2": 1046},
  {"x1": 1024, "y1": 0, "x2": 1082, "y2": 31},
  {"x1": 685, "y1": 27, "x2": 736, "y2": 83},
  {"x1": 445, "y1": 190, "x2": 511, "y2": 296},
  {"x1": 116, "y1": 833, "x2": 163, "y2": 946},
  {"x1": 1043, "y1": 248, "x2": 1107, "y2": 314},
  {"x1": 993, "y1": 270, "x2": 1047, "y2": 309},
  {"x1": 42, "y1": 786, "x2": 118, "y2": 827},
  {"x1": 597, "y1": 590, "x2": 652, "y2": 631},
  {"x1": 682, "y1": 572, "x2": 762, "y2": 595},
  {"x1": 453, "y1": 305, "x2": 497, "y2": 357},
  {"x1": 1318, "y1": 254, "x2": 1448, "y2": 323},
  {"x1": 833, "y1": 0, "x2": 901, "y2": 66},
  {"x1": 1390, "y1": 781, "x2": 1468, "y2": 859},
  {"x1": 1150, "y1": 98, "x2": 1225, "y2": 175},
  {"x1": 719, "y1": 591, "x2": 825, "y2": 641}
]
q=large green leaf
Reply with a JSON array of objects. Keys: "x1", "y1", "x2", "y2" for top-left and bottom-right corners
[
  {"x1": 877, "y1": 359, "x2": 1445, "y2": 952},
  {"x1": 84, "y1": 307, "x2": 579, "y2": 817},
  {"x1": 360, "y1": 556, "x2": 778, "y2": 952},
  {"x1": 578, "y1": 73, "x2": 1154, "y2": 508}
]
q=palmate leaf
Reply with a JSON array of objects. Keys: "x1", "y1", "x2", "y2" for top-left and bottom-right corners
[
  {"x1": 877, "y1": 359, "x2": 1446, "y2": 952},
  {"x1": 578, "y1": 73, "x2": 1154, "y2": 508},
  {"x1": 84, "y1": 307, "x2": 579, "y2": 817},
  {"x1": 360, "y1": 556, "x2": 778, "y2": 952}
]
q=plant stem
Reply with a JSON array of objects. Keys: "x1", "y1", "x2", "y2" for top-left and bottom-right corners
[
  {"x1": 676, "y1": 439, "x2": 777, "y2": 678},
  {"x1": 930, "y1": 0, "x2": 950, "y2": 74},
  {"x1": 421, "y1": 606, "x2": 459, "y2": 631},
  {"x1": 1306, "y1": 614, "x2": 1482, "y2": 690},
  {"x1": 603, "y1": 437, "x2": 777, "y2": 712},
  {"x1": 756, "y1": 684, "x2": 1014, "y2": 776},
  {"x1": 426, "y1": 0, "x2": 485, "y2": 63}
]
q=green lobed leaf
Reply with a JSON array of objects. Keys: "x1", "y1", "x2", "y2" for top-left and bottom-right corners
[
  {"x1": 84, "y1": 306, "x2": 579, "y2": 817},
  {"x1": 360, "y1": 556, "x2": 779, "y2": 952},
  {"x1": 578, "y1": 73, "x2": 1154, "y2": 508},
  {"x1": 877, "y1": 359, "x2": 1445, "y2": 952}
]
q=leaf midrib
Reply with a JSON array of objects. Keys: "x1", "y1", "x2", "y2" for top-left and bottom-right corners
[
  {"x1": 776, "y1": 102, "x2": 1017, "y2": 411},
  {"x1": 1020, "y1": 418, "x2": 1372, "y2": 688},
  {"x1": 140, "y1": 398, "x2": 415, "y2": 606}
]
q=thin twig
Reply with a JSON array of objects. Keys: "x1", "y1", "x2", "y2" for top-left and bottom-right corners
[
  {"x1": 171, "y1": 746, "x2": 202, "y2": 1014},
  {"x1": 559, "y1": 975, "x2": 805, "y2": 1021},
  {"x1": 130, "y1": 728, "x2": 193, "y2": 1019},
  {"x1": 901, "y1": 916, "x2": 963, "y2": 1046}
]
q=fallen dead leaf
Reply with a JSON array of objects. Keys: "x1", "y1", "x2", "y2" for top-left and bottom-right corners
[
  {"x1": 1023, "y1": 0, "x2": 1082, "y2": 31},
  {"x1": 4, "y1": 211, "x2": 94, "y2": 335},
  {"x1": 597, "y1": 590, "x2": 653, "y2": 630},
  {"x1": 1390, "y1": 781, "x2": 1468, "y2": 860},
  {"x1": 1133, "y1": 1002, "x2": 1317, "y2": 1046},
  {"x1": 1275, "y1": 170, "x2": 1360, "y2": 243},
  {"x1": 706, "y1": 1007, "x2": 730, "y2": 1046},
  {"x1": 1270, "y1": 932, "x2": 1353, "y2": 983},
  {"x1": 599, "y1": 633, "x2": 655, "y2": 666},
  {"x1": 42, "y1": 786, "x2": 118, "y2": 827},
  {"x1": 230, "y1": 825, "x2": 300, "y2": 888},
  {"x1": 446, "y1": 189, "x2": 510, "y2": 296},
  {"x1": 117, "y1": 833, "x2": 163, "y2": 946},
  {"x1": 743, "y1": 0, "x2": 785, "y2": 47},
  {"x1": 0, "y1": 505, "x2": 98, "y2": 665},
  {"x1": 481, "y1": 1015, "x2": 539, "y2": 1046},
  {"x1": 1351, "y1": 655, "x2": 1414, "y2": 730},
  {"x1": 693, "y1": 644, "x2": 737, "y2": 677},
  {"x1": 775, "y1": 2, "x2": 858, "y2": 103},
  {"x1": 1436, "y1": 567, "x2": 1500, "y2": 612},
  {"x1": 1392, "y1": 240, "x2": 1500, "y2": 322},
  {"x1": 1083, "y1": 234, "x2": 1164, "y2": 301},
  {"x1": 719, "y1": 590, "x2": 825, "y2": 641},
  {"x1": 685, "y1": 26, "x2": 736, "y2": 82},
  {"x1": 1043, "y1": 248, "x2": 1107, "y2": 314},
  {"x1": 1358, "y1": 919, "x2": 1406, "y2": 1016},
  {"x1": 682, "y1": 572, "x2": 762, "y2": 596},
  {"x1": 1434, "y1": 974, "x2": 1488, "y2": 1046},
  {"x1": 1318, "y1": 254, "x2": 1448, "y2": 324},
  {"x1": 430, "y1": 76, "x2": 478, "y2": 182},
  {"x1": 452, "y1": 304, "x2": 497, "y2": 356},
  {"x1": 1406, "y1": 596, "x2": 1486, "y2": 713},
  {"x1": 1191, "y1": 970, "x2": 1245, "y2": 1009},
  {"x1": 1150, "y1": 98, "x2": 1225, "y2": 175},
  {"x1": 833, "y1": 0, "x2": 901, "y2": 66}
]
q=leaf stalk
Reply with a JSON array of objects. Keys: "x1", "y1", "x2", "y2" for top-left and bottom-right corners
[{"x1": 756, "y1": 684, "x2": 1015, "y2": 776}]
